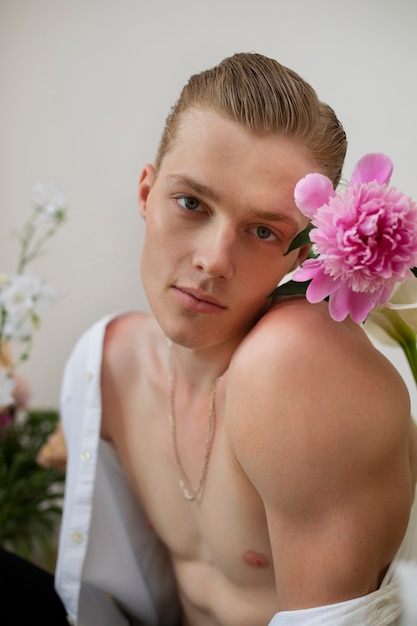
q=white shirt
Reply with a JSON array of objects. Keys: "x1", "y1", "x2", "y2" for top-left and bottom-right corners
[
  {"x1": 55, "y1": 314, "x2": 417, "y2": 626},
  {"x1": 55, "y1": 314, "x2": 180, "y2": 626}
]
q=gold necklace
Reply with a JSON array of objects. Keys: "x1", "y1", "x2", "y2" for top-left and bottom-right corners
[{"x1": 168, "y1": 341, "x2": 222, "y2": 502}]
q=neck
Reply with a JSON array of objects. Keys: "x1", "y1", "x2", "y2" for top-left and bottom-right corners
[
  {"x1": 166, "y1": 334, "x2": 242, "y2": 391},
  {"x1": 167, "y1": 339, "x2": 225, "y2": 502}
]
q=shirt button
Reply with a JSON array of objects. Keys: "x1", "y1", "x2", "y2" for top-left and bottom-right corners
[
  {"x1": 85, "y1": 371, "x2": 93, "y2": 382},
  {"x1": 66, "y1": 616, "x2": 75, "y2": 625},
  {"x1": 70, "y1": 531, "x2": 84, "y2": 544},
  {"x1": 81, "y1": 450, "x2": 92, "y2": 461}
]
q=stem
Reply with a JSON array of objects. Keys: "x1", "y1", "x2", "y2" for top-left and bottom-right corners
[
  {"x1": 0, "y1": 307, "x2": 6, "y2": 347},
  {"x1": 15, "y1": 334, "x2": 33, "y2": 368},
  {"x1": 399, "y1": 339, "x2": 417, "y2": 386},
  {"x1": 16, "y1": 213, "x2": 37, "y2": 274},
  {"x1": 22, "y1": 226, "x2": 58, "y2": 268}
]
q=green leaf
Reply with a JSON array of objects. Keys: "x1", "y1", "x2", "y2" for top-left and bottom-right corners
[
  {"x1": 0, "y1": 408, "x2": 65, "y2": 564},
  {"x1": 284, "y1": 223, "x2": 314, "y2": 255},
  {"x1": 269, "y1": 279, "x2": 311, "y2": 298}
]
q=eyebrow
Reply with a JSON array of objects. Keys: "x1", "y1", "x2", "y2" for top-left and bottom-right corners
[
  {"x1": 166, "y1": 173, "x2": 300, "y2": 235},
  {"x1": 167, "y1": 174, "x2": 221, "y2": 203}
]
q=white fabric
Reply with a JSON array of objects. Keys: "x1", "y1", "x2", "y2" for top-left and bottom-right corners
[
  {"x1": 55, "y1": 314, "x2": 417, "y2": 626},
  {"x1": 267, "y1": 567, "x2": 417, "y2": 626},
  {"x1": 267, "y1": 580, "x2": 402, "y2": 625},
  {"x1": 55, "y1": 314, "x2": 180, "y2": 626}
]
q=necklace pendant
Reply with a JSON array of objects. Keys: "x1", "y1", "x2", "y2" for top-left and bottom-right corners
[{"x1": 179, "y1": 478, "x2": 197, "y2": 501}]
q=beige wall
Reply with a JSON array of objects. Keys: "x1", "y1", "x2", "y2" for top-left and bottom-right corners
[{"x1": 1, "y1": 0, "x2": 417, "y2": 415}]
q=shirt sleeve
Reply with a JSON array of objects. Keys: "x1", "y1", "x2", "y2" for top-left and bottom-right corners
[
  {"x1": 268, "y1": 557, "x2": 417, "y2": 626},
  {"x1": 268, "y1": 578, "x2": 401, "y2": 626}
]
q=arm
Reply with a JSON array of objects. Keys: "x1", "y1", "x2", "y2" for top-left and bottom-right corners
[{"x1": 227, "y1": 300, "x2": 413, "y2": 614}]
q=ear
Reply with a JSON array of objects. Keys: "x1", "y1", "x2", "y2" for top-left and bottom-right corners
[
  {"x1": 289, "y1": 244, "x2": 312, "y2": 271},
  {"x1": 138, "y1": 164, "x2": 155, "y2": 219}
]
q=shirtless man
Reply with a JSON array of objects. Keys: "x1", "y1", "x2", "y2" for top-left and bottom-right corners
[{"x1": 56, "y1": 52, "x2": 417, "y2": 625}]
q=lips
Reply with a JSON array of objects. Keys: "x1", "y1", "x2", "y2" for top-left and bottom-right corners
[{"x1": 171, "y1": 286, "x2": 226, "y2": 314}]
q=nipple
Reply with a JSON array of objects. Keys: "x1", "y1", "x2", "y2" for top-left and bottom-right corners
[{"x1": 242, "y1": 549, "x2": 270, "y2": 569}]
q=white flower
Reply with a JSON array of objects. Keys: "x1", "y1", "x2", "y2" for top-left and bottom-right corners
[
  {"x1": 0, "y1": 274, "x2": 11, "y2": 288},
  {"x1": 364, "y1": 277, "x2": 417, "y2": 386},
  {"x1": 0, "y1": 274, "x2": 56, "y2": 339},
  {"x1": 33, "y1": 181, "x2": 67, "y2": 224},
  {"x1": 0, "y1": 181, "x2": 67, "y2": 378},
  {"x1": 0, "y1": 369, "x2": 15, "y2": 406},
  {"x1": 365, "y1": 278, "x2": 417, "y2": 347},
  {"x1": 385, "y1": 278, "x2": 417, "y2": 333}
]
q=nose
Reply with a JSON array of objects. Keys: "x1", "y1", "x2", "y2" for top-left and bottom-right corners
[{"x1": 193, "y1": 220, "x2": 235, "y2": 280}]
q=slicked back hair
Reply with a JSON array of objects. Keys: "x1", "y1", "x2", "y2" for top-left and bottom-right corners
[{"x1": 155, "y1": 52, "x2": 347, "y2": 188}]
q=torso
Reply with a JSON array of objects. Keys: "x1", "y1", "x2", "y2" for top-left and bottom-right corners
[{"x1": 101, "y1": 305, "x2": 417, "y2": 626}]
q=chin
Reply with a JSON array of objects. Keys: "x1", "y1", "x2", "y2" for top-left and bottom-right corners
[{"x1": 164, "y1": 327, "x2": 211, "y2": 349}]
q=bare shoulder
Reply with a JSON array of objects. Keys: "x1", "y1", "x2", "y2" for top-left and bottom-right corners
[
  {"x1": 226, "y1": 298, "x2": 414, "y2": 605},
  {"x1": 101, "y1": 312, "x2": 159, "y2": 440},
  {"x1": 238, "y1": 296, "x2": 395, "y2": 366},
  {"x1": 232, "y1": 296, "x2": 409, "y2": 407},
  {"x1": 103, "y1": 311, "x2": 155, "y2": 366},
  {"x1": 231, "y1": 296, "x2": 409, "y2": 400},
  {"x1": 227, "y1": 296, "x2": 411, "y2": 507}
]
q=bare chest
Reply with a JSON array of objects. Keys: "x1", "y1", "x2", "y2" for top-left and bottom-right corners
[{"x1": 114, "y1": 383, "x2": 275, "y2": 588}]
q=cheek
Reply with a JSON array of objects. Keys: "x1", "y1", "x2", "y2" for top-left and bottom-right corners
[
  {"x1": 237, "y1": 252, "x2": 293, "y2": 295},
  {"x1": 143, "y1": 212, "x2": 170, "y2": 258},
  {"x1": 140, "y1": 215, "x2": 183, "y2": 283},
  {"x1": 145, "y1": 205, "x2": 186, "y2": 249},
  {"x1": 140, "y1": 222, "x2": 165, "y2": 286}
]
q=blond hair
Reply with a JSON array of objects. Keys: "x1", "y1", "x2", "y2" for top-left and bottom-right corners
[{"x1": 155, "y1": 52, "x2": 346, "y2": 188}]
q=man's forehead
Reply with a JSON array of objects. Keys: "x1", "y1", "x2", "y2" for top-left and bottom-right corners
[{"x1": 163, "y1": 108, "x2": 317, "y2": 175}]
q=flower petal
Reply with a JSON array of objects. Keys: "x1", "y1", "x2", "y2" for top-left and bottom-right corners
[
  {"x1": 294, "y1": 173, "x2": 335, "y2": 219},
  {"x1": 327, "y1": 286, "x2": 351, "y2": 321},
  {"x1": 348, "y1": 291, "x2": 375, "y2": 324},
  {"x1": 292, "y1": 258, "x2": 321, "y2": 282},
  {"x1": 350, "y1": 153, "x2": 393, "y2": 185},
  {"x1": 305, "y1": 274, "x2": 339, "y2": 303},
  {"x1": 364, "y1": 309, "x2": 405, "y2": 347},
  {"x1": 389, "y1": 276, "x2": 417, "y2": 306},
  {"x1": 293, "y1": 259, "x2": 340, "y2": 303},
  {"x1": 328, "y1": 286, "x2": 374, "y2": 323},
  {"x1": 386, "y1": 277, "x2": 417, "y2": 332}
]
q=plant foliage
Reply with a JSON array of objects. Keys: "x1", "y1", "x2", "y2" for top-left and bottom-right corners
[{"x1": 0, "y1": 409, "x2": 65, "y2": 566}]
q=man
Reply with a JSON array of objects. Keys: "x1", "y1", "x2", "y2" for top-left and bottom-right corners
[{"x1": 55, "y1": 53, "x2": 417, "y2": 625}]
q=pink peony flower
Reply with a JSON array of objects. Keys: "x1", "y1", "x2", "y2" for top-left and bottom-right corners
[{"x1": 292, "y1": 153, "x2": 417, "y2": 323}]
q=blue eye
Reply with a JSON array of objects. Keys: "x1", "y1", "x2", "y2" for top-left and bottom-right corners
[
  {"x1": 178, "y1": 196, "x2": 201, "y2": 211},
  {"x1": 255, "y1": 226, "x2": 275, "y2": 241}
]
